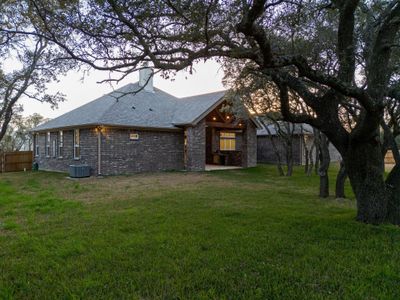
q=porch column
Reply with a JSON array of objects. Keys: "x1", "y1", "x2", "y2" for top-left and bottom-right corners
[
  {"x1": 241, "y1": 120, "x2": 257, "y2": 168},
  {"x1": 185, "y1": 120, "x2": 206, "y2": 171}
]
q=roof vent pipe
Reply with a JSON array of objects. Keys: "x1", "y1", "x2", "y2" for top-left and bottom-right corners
[{"x1": 139, "y1": 63, "x2": 154, "y2": 92}]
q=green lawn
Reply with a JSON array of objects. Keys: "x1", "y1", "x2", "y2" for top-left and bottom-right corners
[{"x1": 0, "y1": 165, "x2": 399, "y2": 299}]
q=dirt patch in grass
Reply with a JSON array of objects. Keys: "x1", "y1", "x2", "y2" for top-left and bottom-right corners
[
  {"x1": 49, "y1": 172, "x2": 268, "y2": 203},
  {"x1": 52, "y1": 172, "x2": 225, "y2": 203},
  {"x1": 2, "y1": 170, "x2": 272, "y2": 205}
]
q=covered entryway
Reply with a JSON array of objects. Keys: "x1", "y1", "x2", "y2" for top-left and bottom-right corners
[
  {"x1": 184, "y1": 100, "x2": 257, "y2": 172},
  {"x1": 204, "y1": 102, "x2": 253, "y2": 168}
]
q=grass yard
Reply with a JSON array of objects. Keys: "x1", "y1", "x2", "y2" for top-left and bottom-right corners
[{"x1": 0, "y1": 165, "x2": 399, "y2": 299}]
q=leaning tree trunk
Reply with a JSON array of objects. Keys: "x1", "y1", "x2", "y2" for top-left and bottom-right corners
[
  {"x1": 335, "y1": 160, "x2": 347, "y2": 198},
  {"x1": 318, "y1": 134, "x2": 330, "y2": 198}
]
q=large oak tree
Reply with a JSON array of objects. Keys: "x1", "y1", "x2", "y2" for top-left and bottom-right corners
[{"x1": 3, "y1": 0, "x2": 400, "y2": 224}]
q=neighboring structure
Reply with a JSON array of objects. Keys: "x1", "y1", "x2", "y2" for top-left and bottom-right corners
[
  {"x1": 32, "y1": 69, "x2": 258, "y2": 175},
  {"x1": 257, "y1": 122, "x2": 341, "y2": 165}
]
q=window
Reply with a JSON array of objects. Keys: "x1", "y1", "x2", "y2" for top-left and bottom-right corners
[
  {"x1": 46, "y1": 132, "x2": 51, "y2": 157},
  {"x1": 73, "y1": 129, "x2": 80, "y2": 159},
  {"x1": 220, "y1": 132, "x2": 236, "y2": 151},
  {"x1": 58, "y1": 131, "x2": 63, "y2": 158},
  {"x1": 34, "y1": 134, "x2": 40, "y2": 157},
  {"x1": 52, "y1": 140, "x2": 57, "y2": 157}
]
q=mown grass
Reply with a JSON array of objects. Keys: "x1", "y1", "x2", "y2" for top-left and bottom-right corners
[{"x1": 0, "y1": 165, "x2": 399, "y2": 299}]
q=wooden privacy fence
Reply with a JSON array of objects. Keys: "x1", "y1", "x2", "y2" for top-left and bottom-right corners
[{"x1": 0, "y1": 151, "x2": 33, "y2": 173}]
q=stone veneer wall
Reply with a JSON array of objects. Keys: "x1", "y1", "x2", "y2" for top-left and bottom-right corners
[
  {"x1": 185, "y1": 120, "x2": 206, "y2": 171},
  {"x1": 35, "y1": 128, "x2": 98, "y2": 175},
  {"x1": 100, "y1": 128, "x2": 184, "y2": 175},
  {"x1": 241, "y1": 120, "x2": 257, "y2": 168}
]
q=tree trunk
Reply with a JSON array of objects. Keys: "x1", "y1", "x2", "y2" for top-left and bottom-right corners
[
  {"x1": 271, "y1": 137, "x2": 285, "y2": 176},
  {"x1": 335, "y1": 160, "x2": 347, "y2": 198},
  {"x1": 284, "y1": 123, "x2": 294, "y2": 177},
  {"x1": 307, "y1": 143, "x2": 315, "y2": 176},
  {"x1": 382, "y1": 123, "x2": 400, "y2": 224},
  {"x1": 386, "y1": 164, "x2": 400, "y2": 224},
  {"x1": 276, "y1": 160, "x2": 285, "y2": 176},
  {"x1": 318, "y1": 134, "x2": 330, "y2": 198},
  {"x1": 262, "y1": 122, "x2": 285, "y2": 176},
  {"x1": 301, "y1": 134, "x2": 310, "y2": 174},
  {"x1": 345, "y1": 141, "x2": 388, "y2": 224},
  {"x1": 286, "y1": 145, "x2": 293, "y2": 176},
  {"x1": 313, "y1": 129, "x2": 321, "y2": 175},
  {"x1": 304, "y1": 147, "x2": 309, "y2": 174}
]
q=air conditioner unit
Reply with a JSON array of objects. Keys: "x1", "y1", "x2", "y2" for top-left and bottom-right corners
[{"x1": 69, "y1": 165, "x2": 91, "y2": 178}]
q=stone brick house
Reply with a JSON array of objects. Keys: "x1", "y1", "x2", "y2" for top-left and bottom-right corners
[{"x1": 32, "y1": 69, "x2": 258, "y2": 175}]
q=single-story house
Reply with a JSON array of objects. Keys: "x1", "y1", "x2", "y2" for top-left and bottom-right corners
[
  {"x1": 32, "y1": 68, "x2": 258, "y2": 175},
  {"x1": 257, "y1": 122, "x2": 341, "y2": 165}
]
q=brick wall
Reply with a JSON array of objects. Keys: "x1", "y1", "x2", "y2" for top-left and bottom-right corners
[
  {"x1": 185, "y1": 120, "x2": 206, "y2": 171},
  {"x1": 241, "y1": 120, "x2": 257, "y2": 168},
  {"x1": 35, "y1": 128, "x2": 98, "y2": 175},
  {"x1": 34, "y1": 121, "x2": 257, "y2": 175},
  {"x1": 35, "y1": 127, "x2": 185, "y2": 175},
  {"x1": 100, "y1": 128, "x2": 184, "y2": 175}
]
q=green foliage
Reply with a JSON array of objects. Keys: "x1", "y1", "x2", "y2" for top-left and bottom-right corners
[
  {"x1": 0, "y1": 112, "x2": 45, "y2": 151},
  {"x1": 0, "y1": 166, "x2": 399, "y2": 299}
]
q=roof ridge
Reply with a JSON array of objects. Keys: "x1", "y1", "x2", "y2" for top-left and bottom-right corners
[{"x1": 178, "y1": 89, "x2": 227, "y2": 100}]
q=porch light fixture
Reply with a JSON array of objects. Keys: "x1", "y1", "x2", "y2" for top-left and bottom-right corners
[
  {"x1": 212, "y1": 116, "x2": 217, "y2": 121},
  {"x1": 95, "y1": 126, "x2": 106, "y2": 134},
  {"x1": 226, "y1": 115, "x2": 230, "y2": 120},
  {"x1": 130, "y1": 132, "x2": 140, "y2": 140}
]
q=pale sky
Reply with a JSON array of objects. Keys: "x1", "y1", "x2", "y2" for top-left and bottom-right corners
[{"x1": 21, "y1": 60, "x2": 225, "y2": 119}]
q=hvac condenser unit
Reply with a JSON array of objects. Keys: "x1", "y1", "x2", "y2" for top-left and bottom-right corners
[{"x1": 69, "y1": 165, "x2": 91, "y2": 178}]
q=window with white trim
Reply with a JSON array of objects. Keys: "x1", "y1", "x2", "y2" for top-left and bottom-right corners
[
  {"x1": 34, "y1": 134, "x2": 40, "y2": 157},
  {"x1": 52, "y1": 139, "x2": 56, "y2": 157},
  {"x1": 58, "y1": 131, "x2": 63, "y2": 158},
  {"x1": 73, "y1": 129, "x2": 80, "y2": 159},
  {"x1": 46, "y1": 132, "x2": 51, "y2": 157},
  {"x1": 220, "y1": 132, "x2": 236, "y2": 151}
]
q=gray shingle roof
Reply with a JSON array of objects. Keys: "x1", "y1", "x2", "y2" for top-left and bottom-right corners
[
  {"x1": 172, "y1": 91, "x2": 226, "y2": 125},
  {"x1": 33, "y1": 83, "x2": 226, "y2": 131},
  {"x1": 257, "y1": 122, "x2": 314, "y2": 136}
]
